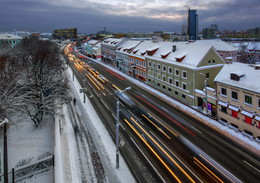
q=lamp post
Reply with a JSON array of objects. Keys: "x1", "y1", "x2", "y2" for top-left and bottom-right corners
[
  {"x1": 0, "y1": 118, "x2": 8, "y2": 183},
  {"x1": 116, "y1": 87, "x2": 131, "y2": 169},
  {"x1": 200, "y1": 73, "x2": 208, "y2": 115}
]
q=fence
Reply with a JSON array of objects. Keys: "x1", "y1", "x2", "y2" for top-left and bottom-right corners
[{"x1": 0, "y1": 155, "x2": 54, "y2": 183}]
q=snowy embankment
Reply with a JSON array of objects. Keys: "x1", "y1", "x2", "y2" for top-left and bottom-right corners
[
  {"x1": 55, "y1": 65, "x2": 136, "y2": 183},
  {"x1": 89, "y1": 56, "x2": 260, "y2": 155}
]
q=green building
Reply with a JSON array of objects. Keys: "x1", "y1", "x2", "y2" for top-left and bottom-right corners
[
  {"x1": 145, "y1": 41, "x2": 225, "y2": 106},
  {"x1": 0, "y1": 34, "x2": 22, "y2": 48}
]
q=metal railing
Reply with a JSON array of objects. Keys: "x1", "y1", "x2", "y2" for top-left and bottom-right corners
[{"x1": 0, "y1": 155, "x2": 54, "y2": 183}]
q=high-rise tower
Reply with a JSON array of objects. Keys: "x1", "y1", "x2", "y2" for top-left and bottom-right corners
[{"x1": 188, "y1": 9, "x2": 198, "y2": 40}]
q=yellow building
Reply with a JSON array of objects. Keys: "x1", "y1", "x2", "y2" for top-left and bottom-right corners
[{"x1": 215, "y1": 63, "x2": 260, "y2": 139}]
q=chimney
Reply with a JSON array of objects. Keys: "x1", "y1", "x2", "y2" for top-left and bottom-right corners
[{"x1": 172, "y1": 45, "x2": 176, "y2": 52}]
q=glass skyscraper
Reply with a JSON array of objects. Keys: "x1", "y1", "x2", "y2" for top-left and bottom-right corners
[{"x1": 188, "y1": 9, "x2": 198, "y2": 40}]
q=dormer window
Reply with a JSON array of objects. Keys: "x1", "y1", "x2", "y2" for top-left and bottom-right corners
[
  {"x1": 230, "y1": 73, "x2": 244, "y2": 81},
  {"x1": 161, "y1": 52, "x2": 171, "y2": 59},
  {"x1": 146, "y1": 48, "x2": 159, "y2": 56},
  {"x1": 133, "y1": 50, "x2": 138, "y2": 54}
]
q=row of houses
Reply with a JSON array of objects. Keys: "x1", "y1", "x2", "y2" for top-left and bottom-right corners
[{"x1": 82, "y1": 38, "x2": 259, "y2": 139}]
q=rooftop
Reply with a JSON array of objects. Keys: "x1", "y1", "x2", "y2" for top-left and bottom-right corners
[
  {"x1": 0, "y1": 33, "x2": 23, "y2": 40},
  {"x1": 214, "y1": 62, "x2": 260, "y2": 93}
]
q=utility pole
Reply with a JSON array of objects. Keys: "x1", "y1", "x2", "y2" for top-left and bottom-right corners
[{"x1": 0, "y1": 119, "x2": 9, "y2": 183}]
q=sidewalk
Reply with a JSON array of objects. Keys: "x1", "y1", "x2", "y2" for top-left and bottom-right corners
[{"x1": 55, "y1": 66, "x2": 136, "y2": 183}]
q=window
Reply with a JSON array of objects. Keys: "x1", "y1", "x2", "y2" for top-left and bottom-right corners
[
  {"x1": 182, "y1": 94, "x2": 186, "y2": 98},
  {"x1": 244, "y1": 116, "x2": 252, "y2": 125},
  {"x1": 175, "y1": 69, "x2": 179, "y2": 76},
  {"x1": 245, "y1": 95, "x2": 252, "y2": 105},
  {"x1": 231, "y1": 91, "x2": 238, "y2": 100},
  {"x1": 148, "y1": 62, "x2": 151, "y2": 67},
  {"x1": 175, "y1": 80, "x2": 179, "y2": 87},
  {"x1": 182, "y1": 71, "x2": 187, "y2": 79},
  {"x1": 221, "y1": 88, "x2": 227, "y2": 96},
  {"x1": 231, "y1": 110, "x2": 238, "y2": 118},
  {"x1": 157, "y1": 73, "x2": 161, "y2": 80},
  {"x1": 157, "y1": 64, "x2": 161, "y2": 70},
  {"x1": 182, "y1": 83, "x2": 187, "y2": 90},
  {"x1": 175, "y1": 91, "x2": 178, "y2": 95},
  {"x1": 168, "y1": 78, "x2": 172, "y2": 84},
  {"x1": 168, "y1": 67, "x2": 172, "y2": 74},
  {"x1": 163, "y1": 85, "x2": 166, "y2": 89},
  {"x1": 168, "y1": 88, "x2": 172, "y2": 92},
  {"x1": 157, "y1": 83, "x2": 160, "y2": 87},
  {"x1": 162, "y1": 65, "x2": 166, "y2": 72},
  {"x1": 163, "y1": 76, "x2": 166, "y2": 82},
  {"x1": 221, "y1": 106, "x2": 227, "y2": 113},
  {"x1": 206, "y1": 73, "x2": 209, "y2": 78}
]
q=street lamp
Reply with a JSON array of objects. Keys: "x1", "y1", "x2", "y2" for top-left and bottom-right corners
[
  {"x1": 115, "y1": 86, "x2": 131, "y2": 169},
  {"x1": 200, "y1": 73, "x2": 208, "y2": 115}
]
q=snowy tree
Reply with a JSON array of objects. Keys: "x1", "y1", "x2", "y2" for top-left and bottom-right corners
[
  {"x1": 0, "y1": 50, "x2": 26, "y2": 122},
  {"x1": 18, "y1": 37, "x2": 69, "y2": 128}
]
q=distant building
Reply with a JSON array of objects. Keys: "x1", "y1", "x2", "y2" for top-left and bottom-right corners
[
  {"x1": 210, "y1": 24, "x2": 218, "y2": 31},
  {"x1": 0, "y1": 34, "x2": 22, "y2": 48},
  {"x1": 96, "y1": 27, "x2": 113, "y2": 40},
  {"x1": 188, "y1": 9, "x2": 198, "y2": 40},
  {"x1": 196, "y1": 40, "x2": 238, "y2": 62},
  {"x1": 101, "y1": 38, "x2": 125, "y2": 66},
  {"x1": 203, "y1": 28, "x2": 216, "y2": 39},
  {"x1": 54, "y1": 28, "x2": 77, "y2": 39}
]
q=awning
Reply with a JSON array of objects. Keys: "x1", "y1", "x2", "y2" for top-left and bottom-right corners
[
  {"x1": 241, "y1": 110, "x2": 254, "y2": 118},
  {"x1": 255, "y1": 116, "x2": 260, "y2": 121},
  {"x1": 218, "y1": 101, "x2": 228, "y2": 107},
  {"x1": 228, "y1": 105, "x2": 240, "y2": 112}
]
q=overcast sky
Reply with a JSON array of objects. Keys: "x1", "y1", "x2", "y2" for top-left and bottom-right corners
[{"x1": 0, "y1": 0, "x2": 259, "y2": 33}]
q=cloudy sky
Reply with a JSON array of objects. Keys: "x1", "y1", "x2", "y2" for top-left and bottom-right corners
[{"x1": 1, "y1": 0, "x2": 259, "y2": 33}]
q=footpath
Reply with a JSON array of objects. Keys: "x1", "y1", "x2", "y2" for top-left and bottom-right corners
[{"x1": 54, "y1": 66, "x2": 136, "y2": 183}]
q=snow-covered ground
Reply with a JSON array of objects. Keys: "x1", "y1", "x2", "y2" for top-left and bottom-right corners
[
  {"x1": 7, "y1": 114, "x2": 54, "y2": 182},
  {"x1": 55, "y1": 66, "x2": 136, "y2": 183}
]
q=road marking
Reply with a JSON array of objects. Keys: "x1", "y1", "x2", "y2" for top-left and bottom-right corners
[
  {"x1": 130, "y1": 137, "x2": 166, "y2": 183},
  {"x1": 93, "y1": 89, "x2": 99, "y2": 96},
  {"x1": 112, "y1": 114, "x2": 116, "y2": 120},
  {"x1": 150, "y1": 131, "x2": 203, "y2": 183},
  {"x1": 106, "y1": 88, "x2": 112, "y2": 95},
  {"x1": 244, "y1": 160, "x2": 260, "y2": 173},
  {"x1": 101, "y1": 99, "x2": 109, "y2": 111},
  {"x1": 120, "y1": 124, "x2": 126, "y2": 131},
  {"x1": 191, "y1": 126, "x2": 202, "y2": 134},
  {"x1": 161, "y1": 107, "x2": 169, "y2": 112}
]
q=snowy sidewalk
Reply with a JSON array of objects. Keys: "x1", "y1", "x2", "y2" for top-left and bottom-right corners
[{"x1": 55, "y1": 66, "x2": 136, "y2": 183}]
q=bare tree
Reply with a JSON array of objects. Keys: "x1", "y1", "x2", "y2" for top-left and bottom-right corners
[
  {"x1": 0, "y1": 51, "x2": 26, "y2": 122},
  {"x1": 19, "y1": 37, "x2": 69, "y2": 128}
]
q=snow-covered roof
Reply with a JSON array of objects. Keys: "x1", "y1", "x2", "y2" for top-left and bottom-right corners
[
  {"x1": 230, "y1": 42, "x2": 260, "y2": 51},
  {"x1": 127, "y1": 40, "x2": 221, "y2": 68},
  {"x1": 0, "y1": 33, "x2": 22, "y2": 40},
  {"x1": 196, "y1": 40, "x2": 238, "y2": 52},
  {"x1": 117, "y1": 40, "x2": 141, "y2": 54},
  {"x1": 214, "y1": 62, "x2": 260, "y2": 93},
  {"x1": 88, "y1": 40, "x2": 99, "y2": 45},
  {"x1": 102, "y1": 38, "x2": 123, "y2": 46}
]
